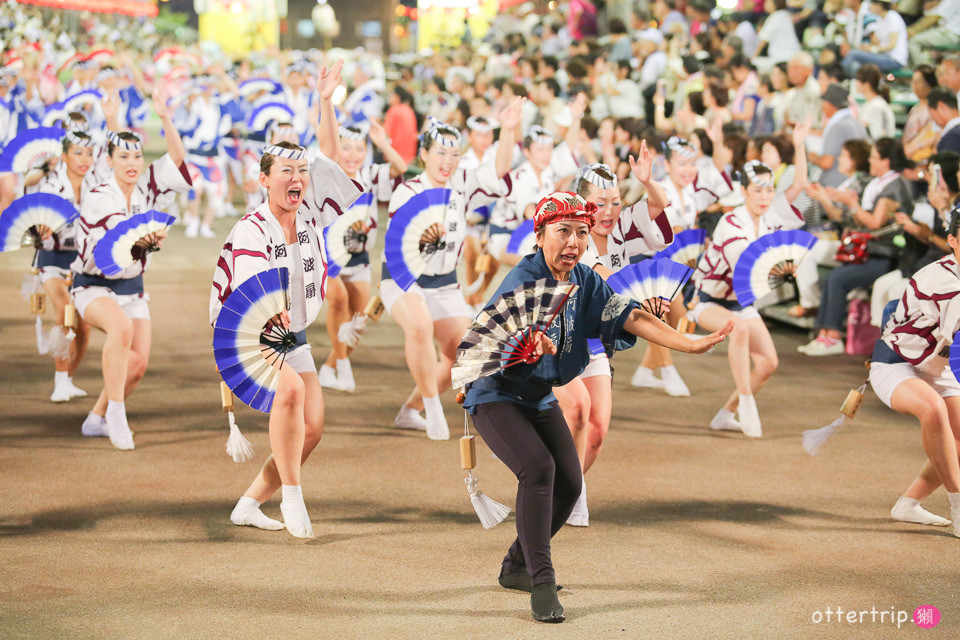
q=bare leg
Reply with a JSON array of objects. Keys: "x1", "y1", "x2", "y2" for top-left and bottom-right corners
[
  {"x1": 581, "y1": 375, "x2": 612, "y2": 473},
  {"x1": 323, "y1": 277, "x2": 350, "y2": 368},
  {"x1": 890, "y1": 382, "x2": 960, "y2": 493},
  {"x1": 390, "y1": 292, "x2": 439, "y2": 407}
]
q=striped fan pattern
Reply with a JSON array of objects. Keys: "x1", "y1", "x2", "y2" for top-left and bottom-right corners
[
  {"x1": 451, "y1": 278, "x2": 579, "y2": 390},
  {"x1": 0, "y1": 127, "x2": 66, "y2": 173},
  {"x1": 93, "y1": 210, "x2": 176, "y2": 276},
  {"x1": 247, "y1": 102, "x2": 295, "y2": 133},
  {"x1": 607, "y1": 258, "x2": 694, "y2": 318},
  {"x1": 0, "y1": 193, "x2": 78, "y2": 252},
  {"x1": 654, "y1": 228, "x2": 707, "y2": 266},
  {"x1": 732, "y1": 229, "x2": 817, "y2": 307},
  {"x1": 383, "y1": 188, "x2": 451, "y2": 290},
  {"x1": 323, "y1": 194, "x2": 373, "y2": 278},
  {"x1": 213, "y1": 268, "x2": 294, "y2": 413}
]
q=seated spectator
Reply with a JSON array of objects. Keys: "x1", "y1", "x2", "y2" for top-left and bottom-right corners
[
  {"x1": 928, "y1": 88, "x2": 960, "y2": 153},
  {"x1": 758, "y1": 0, "x2": 803, "y2": 65},
  {"x1": 855, "y1": 64, "x2": 896, "y2": 141},
  {"x1": 800, "y1": 138, "x2": 913, "y2": 356},
  {"x1": 908, "y1": 0, "x2": 960, "y2": 66},
  {"x1": 902, "y1": 65, "x2": 941, "y2": 164},
  {"x1": 730, "y1": 55, "x2": 760, "y2": 126},
  {"x1": 813, "y1": 83, "x2": 869, "y2": 187},
  {"x1": 841, "y1": 0, "x2": 909, "y2": 75},
  {"x1": 937, "y1": 54, "x2": 960, "y2": 99},
  {"x1": 750, "y1": 73, "x2": 778, "y2": 137},
  {"x1": 784, "y1": 52, "x2": 822, "y2": 129}
]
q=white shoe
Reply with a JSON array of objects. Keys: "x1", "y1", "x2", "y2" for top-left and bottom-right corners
[
  {"x1": 630, "y1": 366, "x2": 663, "y2": 389},
  {"x1": 890, "y1": 496, "x2": 951, "y2": 527},
  {"x1": 801, "y1": 336, "x2": 845, "y2": 356},
  {"x1": 737, "y1": 394, "x2": 762, "y2": 438},
  {"x1": 81, "y1": 412, "x2": 109, "y2": 437},
  {"x1": 50, "y1": 384, "x2": 72, "y2": 403},
  {"x1": 394, "y1": 406, "x2": 428, "y2": 431},
  {"x1": 223, "y1": 203, "x2": 238, "y2": 217},
  {"x1": 660, "y1": 366, "x2": 691, "y2": 397},
  {"x1": 199, "y1": 224, "x2": 216, "y2": 239},
  {"x1": 426, "y1": 414, "x2": 451, "y2": 441},
  {"x1": 566, "y1": 480, "x2": 589, "y2": 527},
  {"x1": 184, "y1": 218, "x2": 200, "y2": 238},
  {"x1": 318, "y1": 365, "x2": 342, "y2": 390},
  {"x1": 106, "y1": 414, "x2": 135, "y2": 450},
  {"x1": 709, "y1": 408, "x2": 742, "y2": 432},
  {"x1": 67, "y1": 382, "x2": 87, "y2": 398},
  {"x1": 336, "y1": 359, "x2": 356, "y2": 393}
]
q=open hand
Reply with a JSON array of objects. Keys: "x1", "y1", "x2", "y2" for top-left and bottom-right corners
[
  {"x1": 317, "y1": 59, "x2": 344, "y2": 101},
  {"x1": 686, "y1": 320, "x2": 734, "y2": 354},
  {"x1": 628, "y1": 140, "x2": 653, "y2": 184},
  {"x1": 498, "y1": 96, "x2": 526, "y2": 131}
]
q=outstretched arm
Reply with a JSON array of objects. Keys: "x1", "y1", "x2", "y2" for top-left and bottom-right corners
[
  {"x1": 784, "y1": 118, "x2": 810, "y2": 203},
  {"x1": 629, "y1": 140, "x2": 667, "y2": 219},
  {"x1": 624, "y1": 308, "x2": 733, "y2": 353}
]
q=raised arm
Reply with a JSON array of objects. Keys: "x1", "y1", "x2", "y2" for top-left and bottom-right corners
[
  {"x1": 153, "y1": 84, "x2": 185, "y2": 167},
  {"x1": 316, "y1": 59, "x2": 344, "y2": 160},
  {"x1": 629, "y1": 140, "x2": 667, "y2": 219},
  {"x1": 496, "y1": 97, "x2": 525, "y2": 178},
  {"x1": 368, "y1": 118, "x2": 408, "y2": 177},
  {"x1": 784, "y1": 118, "x2": 809, "y2": 203},
  {"x1": 562, "y1": 92, "x2": 587, "y2": 152}
]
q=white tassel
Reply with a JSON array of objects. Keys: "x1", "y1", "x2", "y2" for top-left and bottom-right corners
[
  {"x1": 465, "y1": 471, "x2": 510, "y2": 529},
  {"x1": 802, "y1": 416, "x2": 845, "y2": 456},
  {"x1": 35, "y1": 317, "x2": 49, "y2": 355},
  {"x1": 44, "y1": 326, "x2": 74, "y2": 360},
  {"x1": 463, "y1": 274, "x2": 486, "y2": 296},
  {"x1": 225, "y1": 411, "x2": 255, "y2": 462},
  {"x1": 337, "y1": 313, "x2": 367, "y2": 347}
]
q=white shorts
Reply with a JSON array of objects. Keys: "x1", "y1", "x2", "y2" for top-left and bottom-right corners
[
  {"x1": 380, "y1": 279, "x2": 473, "y2": 321},
  {"x1": 285, "y1": 343, "x2": 318, "y2": 374},
  {"x1": 486, "y1": 232, "x2": 511, "y2": 261},
  {"x1": 869, "y1": 361, "x2": 960, "y2": 408},
  {"x1": 688, "y1": 301, "x2": 760, "y2": 323},
  {"x1": 39, "y1": 266, "x2": 71, "y2": 285},
  {"x1": 339, "y1": 263, "x2": 372, "y2": 284},
  {"x1": 581, "y1": 355, "x2": 612, "y2": 379},
  {"x1": 73, "y1": 286, "x2": 150, "y2": 320},
  {"x1": 465, "y1": 223, "x2": 485, "y2": 240}
]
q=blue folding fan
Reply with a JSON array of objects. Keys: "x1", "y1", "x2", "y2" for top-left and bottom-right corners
[
  {"x1": 213, "y1": 268, "x2": 294, "y2": 413},
  {"x1": 93, "y1": 210, "x2": 176, "y2": 276},
  {"x1": 246, "y1": 102, "x2": 295, "y2": 134},
  {"x1": 323, "y1": 193, "x2": 374, "y2": 279},
  {"x1": 0, "y1": 127, "x2": 66, "y2": 173},
  {"x1": 607, "y1": 258, "x2": 694, "y2": 319},
  {"x1": 238, "y1": 78, "x2": 283, "y2": 98},
  {"x1": 41, "y1": 89, "x2": 104, "y2": 126},
  {"x1": 732, "y1": 229, "x2": 817, "y2": 307},
  {"x1": 654, "y1": 228, "x2": 707, "y2": 266},
  {"x1": 383, "y1": 188, "x2": 451, "y2": 290},
  {"x1": 949, "y1": 332, "x2": 960, "y2": 384},
  {"x1": 505, "y1": 219, "x2": 536, "y2": 256},
  {"x1": 0, "y1": 193, "x2": 78, "y2": 251},
  {"x1": 467, "y1": 203, "x2": 493, "y2": 226}
]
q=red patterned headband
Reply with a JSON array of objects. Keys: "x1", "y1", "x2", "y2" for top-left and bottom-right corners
[{"x1": 533, "y1": 191, "x2": 597, "y2": 232}]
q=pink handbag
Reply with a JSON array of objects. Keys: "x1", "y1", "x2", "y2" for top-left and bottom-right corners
[{"x1": 845, "y1": 298, "x2": 880, "y2": 356}]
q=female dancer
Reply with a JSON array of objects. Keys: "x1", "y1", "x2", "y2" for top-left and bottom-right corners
[
  {"x1": 72, "y1": 86, "x2": 192, "y2": 450},
  {"x1": 462, "y1": 191, "x2": 732, "y2": 622},
  {"x1": 29, "y1": 127, "x2": 97, "y2": 406},
  {"x1": 556, "y1": 155, "x2": 672, "y2": 527},
  {"x1": 211, "y1": 61, "x2": 363, "y2": 538},
  {"x1": 690, "y1": 122, "x2": 809, "y2": 437},
  {"x1": 315, "y1": 119, "x2": 407, "y2": 392},
  {"x1": 870, "y1": 214, "x2": 960, "y2": 536},
  {"x1": 630, "y1": 133, "x2": 728, "y2": 395},
  {"x1": 383, "y1": 98, "x2": 523, "y2": 438}
]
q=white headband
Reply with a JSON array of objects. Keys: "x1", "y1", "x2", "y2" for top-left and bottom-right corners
[
  {"x1": 66, "y1": 131, "x2": 95, "y2": 148},
  {"x1": 427, "y1": 121, "x2": 461, "y2": 148},
  {"x1": 264, "y1": 144, "x2": 306, "y2": 160},
  {"x1": 466, "y1": 116, "x2": 494, "y2": 133},
  {"x1": 526, "y1": 125, "x2": 554, "y2": 145},
  {"x1": 578, "y1": 163, "x2": 617, "y2": 190},
  {"x1": 665, "y1": 136, "x2": 696, "y2": 159},
  {"x1": 95, "y1": 68, "x2": 119, "y2": 83},
  {"x1": 743, "y1": 160, "x2": 774, "y2": 187},
  {"x1": 108, "y1": 131, "x2": 142, "y2": 151},
  {"x1": 339, "y1": 125, "x2": 367, "y2": 141}
]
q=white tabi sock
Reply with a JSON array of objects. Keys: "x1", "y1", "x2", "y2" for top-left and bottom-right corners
[
  {"x1": 105, "y1": 400, "x2": 134, "y2": 450},
  {"x1": 423, "y1": 395, "x2": 450, "y2": 441},
  {"x1": 891, "y1": 496, "x2": 951, "y2": 527},
  {"x1": 230, "y1": 496, "x2": 284, "y2": 530},
  {"x1": 948, "y1": 492, "x2": 960, "y2": 538},
  {"x1": 280, "y1": 485, "x2": 314, "y2": 539}
]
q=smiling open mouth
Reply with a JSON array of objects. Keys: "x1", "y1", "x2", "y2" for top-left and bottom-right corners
[{"x1": 287, "y1": 188, "x2": 301, "y2": 204}]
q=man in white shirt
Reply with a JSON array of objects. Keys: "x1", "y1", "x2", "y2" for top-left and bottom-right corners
[
  {"x1": 757, "y1": 0, "x2": 803, "y2": 64},
  {"x1": 908, "y1": 0, "x2": 960, "y2": 65},
  {"x1": 841, "y1": 0, "x2": 908, "y2": 74}
]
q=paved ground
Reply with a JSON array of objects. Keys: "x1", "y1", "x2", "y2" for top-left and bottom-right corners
[{"x1": 1, "y1": 217, "x2": 958, "y2": 640}]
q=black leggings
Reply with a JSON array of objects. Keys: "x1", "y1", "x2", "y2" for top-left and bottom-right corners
[{"x1": 472, "y1": 401, "x2": 583, "y2": 586}]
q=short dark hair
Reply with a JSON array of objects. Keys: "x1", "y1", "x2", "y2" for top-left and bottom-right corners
[
  {"x1": 819, "y1": 63, "x2": 847, "y2": 84},
  {"x1": 874, "y1": 137, "x2": 907, "y2": 172},
  {"x1": 931, "y1": 151, "x2": 960, "y2": 193},
  {"x1": 929, "y1": 88, "x2": 959, "y2": 111},
  {"x1": 729, "y1": 54, "x2": 752, "y2": 71},
  {"x1": 540, "y1": 77, "x2": 561, "y2": 97},
  {"x1": 762, "y1": 135, "x2": 795, "y2": 165},
  {"x1": 609, "y1": 17, "x2": 628, "y2": 34}
]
